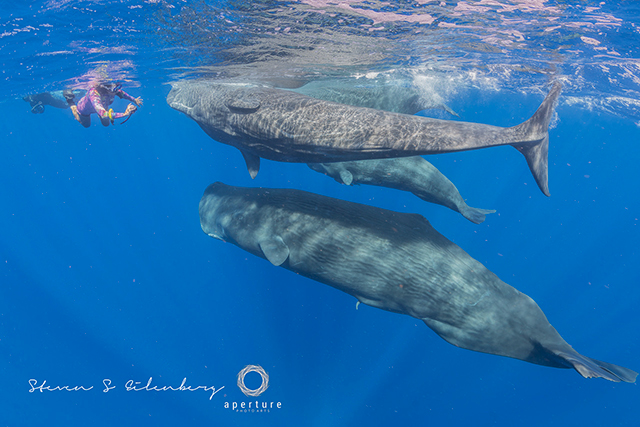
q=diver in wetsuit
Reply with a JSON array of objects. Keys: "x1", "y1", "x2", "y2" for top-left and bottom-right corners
[
  {"x1": 65, "y1": 82, "x2": 143, "y2": 127},
  {"x1": 23, "y1": 90, "x2": 85, "y2": 114}
]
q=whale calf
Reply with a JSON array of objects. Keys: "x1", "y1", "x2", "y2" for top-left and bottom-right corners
[
  {"x1": 308, "y1": 157, "x2": 495, "y2": 224},
  {"x1": 168, "y1": 81, "x2": 561, "y2": 196},
  {"x1": 199, "y1": 182, "x2": 636, "y2": 382},
  {"x1": 301, "y1": 80, "x2": 491, "y2": 221}
]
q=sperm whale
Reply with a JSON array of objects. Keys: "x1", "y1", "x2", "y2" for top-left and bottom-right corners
[
  {"x1": 168, "y1": 81, "x2": 561, "y2": 196},
  {"x1": 199, "y1": 182, "x2": 636, "y2": 382}
]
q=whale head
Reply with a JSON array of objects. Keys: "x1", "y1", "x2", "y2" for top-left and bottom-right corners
[
  {"x1": 166, "y1": 81, "x2": 198, "y2": 115},
  {"x1": 199, "y1": 183, "x2": 291, "y2": 266},
  {"x1": 198, "y1": 181, "x2": 265, "y2": 246},
  {"x1": 198, "y1": 182, "x2": 235, "y2": 241},
  {"x1": 167, "y1": 80, "x2": 263, "y2": 115}
]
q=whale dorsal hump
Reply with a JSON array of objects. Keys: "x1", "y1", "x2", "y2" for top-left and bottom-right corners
[
  {"x1": 339, "y1": 170, "x2": 354, "y2": 186},
  {"x1": 225, "y1": 90, "x2": 261, "y2": 114},
  {"x1": 259, "y1": 235, "x2": 290, "y2": 266}
]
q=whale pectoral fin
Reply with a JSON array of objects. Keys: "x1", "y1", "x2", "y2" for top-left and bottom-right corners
[
  {"x1": 240, "y1": 150, "x2": 261, "y2": 179},
  {"x1": 442, "y1": 104, "x2": 459, "y2": 117},
  {"x1": 259, "y1": 236, "x2": 290, "y2": 266},
  {"x1": 339, "y1": 170, "x2": 354, "y2": 186}
]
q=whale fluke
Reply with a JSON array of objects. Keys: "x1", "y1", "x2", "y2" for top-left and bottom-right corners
[
  {"x1": 459, "y1": 206, "x2": 497, "y2": 224},
  {"x1": 555, "y1": 350, "x2": 638, "y2": 383},
  {"x1": 511, "y1": 82, "x2": 562, "y2": 197}
]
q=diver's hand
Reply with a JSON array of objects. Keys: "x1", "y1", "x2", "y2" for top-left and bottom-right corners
[
  {"x1": 134, "y1": 97, "x2": 143, "y2": 107},
  {"x1": 125, "y1": 103, "x2": 138, "y2": 115}
]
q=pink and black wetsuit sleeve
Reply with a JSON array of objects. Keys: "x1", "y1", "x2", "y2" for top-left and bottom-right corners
[
  {"x1": 105, "y1": 89, "x2": 137, "y2": 119},
  {"x1": 115, "y1": 89, "x2": 137, "y2": 104}
]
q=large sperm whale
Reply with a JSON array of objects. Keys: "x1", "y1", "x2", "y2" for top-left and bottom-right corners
[
  {"x1": 168, "y1": 81, "x2": 561, "y2": 196},
  {"x1": 199, "y1": 182, "x2": 636, "y2": 382}
]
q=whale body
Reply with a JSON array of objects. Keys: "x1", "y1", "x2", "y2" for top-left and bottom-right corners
[
  {"x1": 168, "y1": 81, "x2": 561, "y2": 196},
  {"x1": 292, "y1": 78, "x2": 459, "y2": 116},
  {"x1": 301, "y1": 80, "x2": 492, "y2": 221},
  {"x1": 308, "y1": 157, "x2": 495, "y2": 223},
  {"x1": 199, "y1": 182, "x2": 636, "y2": 382}
]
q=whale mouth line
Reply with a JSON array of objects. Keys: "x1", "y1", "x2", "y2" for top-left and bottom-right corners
[
  {"x1": 208, "y1": 232, "x2": 225, "y2": 242},
  {"x1": 170, "y1": 101, "x2": 193, "y2": 112}
]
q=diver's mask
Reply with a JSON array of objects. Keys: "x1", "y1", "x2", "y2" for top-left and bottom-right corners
[{"x1": 108, "y1": 83, "x2": 122, "y2": 93}]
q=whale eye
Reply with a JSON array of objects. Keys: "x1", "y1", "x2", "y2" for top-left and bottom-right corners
[
  {"x1": 224, "y1": 90, "x2": 261, "y2": 114},
  {"x1": 232, "y1": 211, "x2": 245, "y2": 222}
]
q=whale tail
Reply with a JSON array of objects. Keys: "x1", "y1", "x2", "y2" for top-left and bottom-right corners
[
  {"x1": 554, "y1": 349, "x2": 638, "y2": 383},
  {"x1": 459, "y1": 206, "x2": 497, "y2": 224},
  {"x1": 510, "y1": 82, "x2": 562, "y2": 197}
]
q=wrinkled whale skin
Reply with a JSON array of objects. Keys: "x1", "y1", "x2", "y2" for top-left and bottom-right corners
[{"x1": 199, "y1": 182, "x2": 637, "y2": 383}]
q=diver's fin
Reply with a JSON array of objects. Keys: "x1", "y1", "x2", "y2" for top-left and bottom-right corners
[
  {"x1": 339, "y1": 170, "x2": 354, "y2": 186},
  {"x1": 510, "y1": 82, "x2": 562, "y2": 197},
  {"x1": 555, "y1": 350, "x2": 638, "y2": 383},
  {"x1": 259, "y1": 236, "x2": 290, "y2": 266},
  {"x1": 241, "y1": 150, "x2": 260, "y2": 179}
]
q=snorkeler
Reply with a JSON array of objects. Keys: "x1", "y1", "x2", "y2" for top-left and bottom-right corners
[
  {"x1": 23, "y1": 90, "x2": 85, "y2": 114},
  {"x1": 65, "y1": 82, "x2": 143, "y2": 128}
]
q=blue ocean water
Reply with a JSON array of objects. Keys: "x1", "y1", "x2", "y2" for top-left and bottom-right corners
[{"x1": 1, "y1": 1, "x2": 640, "y2": 425}]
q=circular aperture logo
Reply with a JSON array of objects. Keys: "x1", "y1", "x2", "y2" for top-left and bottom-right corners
[{"x1": 236, "y1": 365, "x2": 269, "y2": 397}]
